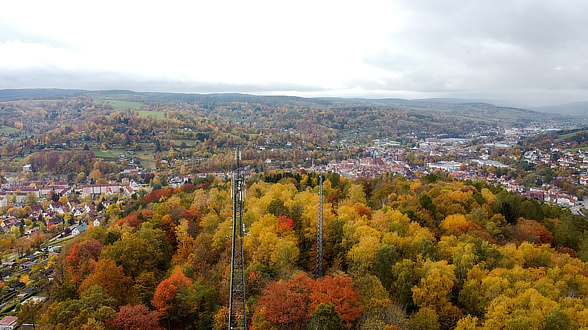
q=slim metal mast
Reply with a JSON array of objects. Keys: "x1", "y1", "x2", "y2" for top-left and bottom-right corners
[
  {"x1": 229, "y1": 148, "x2": 247, "y2": 330},
  {"x1": 316, "y1": 173, "x2": 324, "y2": 278}
]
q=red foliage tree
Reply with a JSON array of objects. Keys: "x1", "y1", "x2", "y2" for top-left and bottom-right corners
[
  {"x1": 141, "y1": 187, "x2": 174, "y2": 205},
  {"x1": 179, "y1": 208, "x2": 198, "y2": 222},
  {"x1": 256, "y1": 273, "x2": 314, "y2": 329},
  {"x1": 152, "y1": 266, "x2": 192, "y2": 317},
  {"x1": 277, "y1": 216, "x2": 295, "y2": 235},
  {"x1": 65, "y1": 238, "x2": 104, "y2": 285},
  {"x1": 107, "y1": 304, "x2": 162, "y2": 330},
  {"x1": 310, "y1": 276, "x2": 364, "y2": 328},
  {"x1": 254, "y1": 273, "x2": 363, "y2": 330},
  {"x1": 114, "y1": 210, "x2": 154, "y2": 227},
  {"x1": 180, "y1": 183, "x2": 198, "y2": 194},
  {"x1": 513, "y1": 219, "x2": 555, "y2": 245},
  {"x1": 115, "y1": 213, "x2": 141, "y2": 228},
  {"x1": 354, "y1": 203, "x2": 372, "y2": 219}
]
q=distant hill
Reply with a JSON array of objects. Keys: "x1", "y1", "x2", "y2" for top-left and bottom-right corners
[
  {"x1": 0, "y1": 88, "x2": 89, "y2": 100},
  {"x1": 415, "y1": 98, "x2": 480, "y2": 104},
  {"x1": 531, "y1": 101, "x2": 588, "y2": 117},
  {"x1": 0, "y1": 88, "x2": 572, "y2": 124},
  {"x1": 313, "y1": 97, "x2": 567, "y2": 123}
]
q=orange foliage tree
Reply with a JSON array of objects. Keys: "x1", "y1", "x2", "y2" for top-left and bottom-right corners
[
  {"x1": 512, "y1": 219, "x2": 554, "y2": 245},
  {"x1": 114, "y1": 210, "x2": 154, "y2": 228},
  {"x1": 65, "y1": 238, "x2": 104, "y2": 285},
  {"x1": 152, "y1": 266, "x2": 192, "y2": 317},
  {"x1": 440, "y1": 214, "x2": 477, "y2": 236},
  {"x1": 106, "y1": 304, "x2": 162, "y2": 330},
  {"x1": 79, "y1": 258, "x2": 134, "y2": 306},
  {"x1": 253, "y1": 273, "x2": 363, "y2": 329},
  {"x1": 309, "y1": 276, "x2": 364, "y2": 328}
]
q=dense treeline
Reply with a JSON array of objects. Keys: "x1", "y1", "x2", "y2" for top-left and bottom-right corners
[
  {"x1": 27, "y1": 150, "x2": 97, "y2": 174},
  {"x1": 520, "y1": 128, "x2": 588, "y2": 150},
  {"x1": 35, "y1": 173, "x2": 588, "y2": 329},
  {"x1": 0, "y1": 94, "x2": 505, "y2": 173}
]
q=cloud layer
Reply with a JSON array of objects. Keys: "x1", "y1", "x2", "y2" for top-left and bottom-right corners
[{"x1": 1, "y1": 0, "x2": 588, "y2": 106}]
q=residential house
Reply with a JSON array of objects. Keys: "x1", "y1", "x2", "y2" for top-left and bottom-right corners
[
  {"x1": 3, "y1": 185, "x2": 40, "y2": 198},
  {"x1": 80, "y1": 183, "x2": 121, "y2": 198},
  {"x1": 21, "y1": 261, "x2": 35, "y2": 269},
  {"x1": 67, "y1": 199, "x2": 81, "y2": 208},
  {"x1": 72, "y1": 206, "x2": 84, "y2": 217},
  {"x1": 72, "y1": 223, "x2": 88, "y2": 236},
  {"x1": 22, "y1": 295, "x2": 46, "y2": 306},
  {"x1": 17, "y1": 286, "x2": 36, "y2": 299},
  {"x1": 93, "y1": 216, "x2": 105, "y2": 228},
  {"x1": 0, "y1": 217, "x2": 18, "y2": 233},
  {"x1": 0, "y1": 316, "x2": 17, "y2": 330},
  {"x1": 84, "y1": 204, "x2": 96, "y2": 213},
  {"x1": 46, "y1": 217, "x2": 63, "y2": 227},
  {"x1": 40, "y1": 184, "x2": 70, "y2": 198},
  {"x1": 122, "y1": 168, "x2": 141, "y2": 175},
  {"x1": 29, "y1": 205, "x2": 44, "y2": 218},
  {"x1": 121, "y1": 186, "x2": 134, "y2": 197},
  {"x1": 8, "y1": 282, "x2": 25, "y2": 292},
  {"x1": 40, "y1": 268, "x2": 53, "y2": 278},
  {"x1": 130, "y1": 180, "x2": 141, "y2": 191},
  {"x1": 86, "y1": 211, "x2": 99, "y2": 220},
  {"x1": 48, "y1": 202, "x2": 65, "y2": 215}
]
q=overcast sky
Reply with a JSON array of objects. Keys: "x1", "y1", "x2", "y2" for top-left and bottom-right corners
[{"x1": 1, "y1": 0, "x2": 588, "y2": 107}]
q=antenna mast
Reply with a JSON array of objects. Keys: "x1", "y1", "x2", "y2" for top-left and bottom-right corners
[
  {"x1": 316, "y1": 173, "x2": 324, "y2": 278},
  {"x1": 229, "y1": 148, "x2": 247, "y2": 329}
]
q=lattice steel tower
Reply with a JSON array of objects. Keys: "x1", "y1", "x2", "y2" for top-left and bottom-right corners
[
  {"x1": 229, "y1": 148, "x2": 247, "y2": 329},
  {"x1": 316, "y1": 173, "x2": 324, "y2": 278}
]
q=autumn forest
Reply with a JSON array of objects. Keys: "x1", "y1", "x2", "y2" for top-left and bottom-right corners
[
  {"x1": 1, "y1": 91, "x2": 588, "y2": 330},
  {"x1": 39, "y1": 171, "x2": 588, "y2": 329}
]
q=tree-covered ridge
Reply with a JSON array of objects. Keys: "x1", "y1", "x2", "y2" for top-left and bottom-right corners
[
  {"x1": 520, "y1": 128, "x2": 588, "y2": 150},
  {"x1": 38, "y1": 172, "x2": 588, "y2": 329},
  {"x1": 0, "y1": 91, "x2": 571, "y2": 174}
]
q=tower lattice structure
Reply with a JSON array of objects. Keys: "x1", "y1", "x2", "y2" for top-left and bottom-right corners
[
  {"x1": 316, "y1": 173, "x2": 324, "y2": 278},
  {"x1": 229, "y1": 148, "x2": 247, "y2": 329}
]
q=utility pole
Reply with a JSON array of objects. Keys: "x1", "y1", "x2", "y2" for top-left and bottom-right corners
[
  {"x1": 316, "y1": 173, "x2": 323, "y2": 278},
  {"x1": 229, "y1": 148, "x2": 247, "y2": 330}
]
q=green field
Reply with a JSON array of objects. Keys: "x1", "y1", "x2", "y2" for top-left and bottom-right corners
[
  {"x1": 558, "y1": 130, "x2": 585, "y2": 140},
  {"x1": 92, "y1": 149, "x2": 126, "y2": 158},
  {"x1": 104, "y1": 100, "x2": 143, "y2": 110},
  {"x1": 172, "y1": 139, "x2": 197, "y2": 146},
  {"x1": 0, "y1": 126, "x2": 19, "y2": 134},
  {"x1": 566, "y1": 147, "x2": 588, "y2": 152},
  {"x1": 138, "y1": 110, "x2": 166, "y2": 118}
]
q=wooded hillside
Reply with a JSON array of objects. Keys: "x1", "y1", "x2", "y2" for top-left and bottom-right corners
[{"x1": 40, "y1": 172, "x2": 588, "y2": 329}]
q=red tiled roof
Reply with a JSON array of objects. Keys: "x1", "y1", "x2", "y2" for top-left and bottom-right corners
[{"x1": 0, "y1": 315, "x2": 17, "y2": 325}]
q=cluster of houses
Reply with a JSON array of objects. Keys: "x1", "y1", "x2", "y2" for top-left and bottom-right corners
[
  {"x1": 524, "y1": 147, "x2": 588, "y2": 170},
  {"x1": 0, "y1": 179, "x2": 143, "y2": 208},
  {"x1": 304, "y1": 146, "x2": 584, "y2": 208},
  {"x1": 0, "y1": 199, "x2": 101, "y2": 237},
  {"x1": 496, "y1": 178, "x2": 579, "y2": 207},
  {"x1": 0, "y1": 248, "x2": 53, "y2": 329},
  {"x1": 0, "y1": 179, "x2": 145, "y2": 237},
  {"x1": 307, "y1": 157, "x2": 426, "y2": 180}
]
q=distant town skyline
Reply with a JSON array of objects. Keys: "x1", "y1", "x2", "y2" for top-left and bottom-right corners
[{"x1": 2, "y1": 0, "x2": 588, "y2": 107}]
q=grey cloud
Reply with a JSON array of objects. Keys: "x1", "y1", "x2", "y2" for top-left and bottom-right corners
[
  {"x1": 364, "y1": 0, "x2": 588, "y2": 93},
  {"x1": 0, "y1": 67, "x2": 327, "y2": 95}
]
